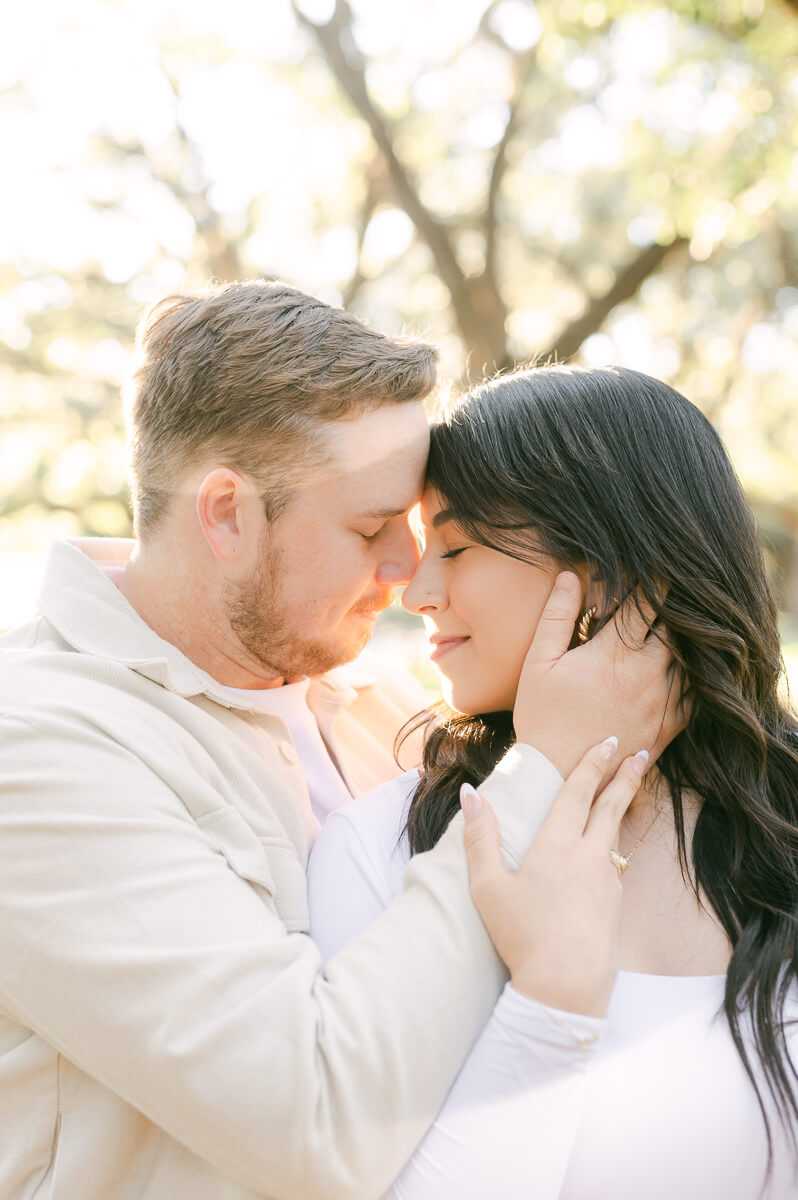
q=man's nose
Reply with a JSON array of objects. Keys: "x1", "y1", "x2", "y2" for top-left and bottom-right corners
[{"x1": 376, "y1": 520, "x2": 421, "y2": 588}]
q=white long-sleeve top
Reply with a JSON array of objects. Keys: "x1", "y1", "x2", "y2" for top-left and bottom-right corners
[{"x1": 307, "y1": 770, "x2": 798, "y2": 1200}]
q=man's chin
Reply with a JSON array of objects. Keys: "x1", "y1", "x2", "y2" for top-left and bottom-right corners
[
  {"x1": 228, "y1": 560, "x2": 383, "y2": 680},
  {"x1": 264, "y1": 626, "x2": 374, "y2": 680},
  {"x1": 324, "y1": 623, "x2": 375, "y2": 670}
]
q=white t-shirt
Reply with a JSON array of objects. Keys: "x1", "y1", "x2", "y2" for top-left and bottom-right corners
[
  {"x1": 307, "y1": 771, "x2": 798, "y2": 1200},
  {"x1": 212, "y1": 677, "x2": 353, "y2": 825}
]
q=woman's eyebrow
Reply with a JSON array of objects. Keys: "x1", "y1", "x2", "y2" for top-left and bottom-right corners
[{"x1": 431, "y1": 508, "x2": 456, "y2": 528}]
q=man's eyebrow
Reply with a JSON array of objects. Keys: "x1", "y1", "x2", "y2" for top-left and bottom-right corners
[
  {"x1": 431, "y1": 508, "x2": 456, "y2": 528},
  {"x1": 358, "y1": 505, "x2": 411, "y2": 521}
]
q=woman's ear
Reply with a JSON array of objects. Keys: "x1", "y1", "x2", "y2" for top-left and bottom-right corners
[
  {"x1": 570, "y1": 569, "x2": 629, "y2": 647},
  {"x1": 567, "y1": 564, "x2": 593, "y2": 649}
]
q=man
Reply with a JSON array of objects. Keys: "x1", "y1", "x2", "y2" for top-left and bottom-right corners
[{"x1": 0, "y1": 281, "x2": 672, "y2": 1200}]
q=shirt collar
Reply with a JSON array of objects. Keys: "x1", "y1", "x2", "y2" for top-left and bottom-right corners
[{"x1": 37, "y1": 538, "x2": 373, "y2": 711}]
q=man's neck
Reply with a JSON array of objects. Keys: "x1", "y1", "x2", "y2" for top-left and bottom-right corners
[{"x1": 114, "y1": 547, "x2": 286, "y2": 690}]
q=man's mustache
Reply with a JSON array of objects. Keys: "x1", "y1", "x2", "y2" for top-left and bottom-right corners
[{"x1": 351, "y1": 589, "x2": 400, "y2": 615}]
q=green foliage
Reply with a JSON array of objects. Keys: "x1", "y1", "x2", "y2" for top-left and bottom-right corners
[{"x1": 1, "y1": 0, "x2": 797, "y2": 624}]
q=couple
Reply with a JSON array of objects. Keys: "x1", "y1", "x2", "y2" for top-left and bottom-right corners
[{"x1": 0, "y1": 279, "x2": 796, "y2": 1200}]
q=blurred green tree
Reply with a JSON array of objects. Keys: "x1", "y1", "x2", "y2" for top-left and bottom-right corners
[{"x1": 1, "y1": 0, "x2": 796, "y2": 628}]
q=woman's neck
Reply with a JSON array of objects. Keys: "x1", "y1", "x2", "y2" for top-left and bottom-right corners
[
  {"x1": 618, "y1": 767, "x2": 701, "y2": 847},
  {"x1": 613, "y1": 770, "x2": 733, "y2": 976}
]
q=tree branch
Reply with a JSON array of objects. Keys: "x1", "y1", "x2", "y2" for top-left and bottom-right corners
[
  {"x1": 341, "y1": 158, "x2": 384, "y2": 309},
  {"x1": 293, "y1": 0, "x2": 519, "y2": 372},
  {"x1": 484, "y1": 52, "x2": 537, "y2": 282},
  {"x1": 292, "y1": 0, "x2": 468, "y2": 305},
  {"x1": 540, "y1": 236, "x2": 689, "y2": 362}
]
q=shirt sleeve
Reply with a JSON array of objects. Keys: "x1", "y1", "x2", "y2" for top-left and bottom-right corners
[
  {"x1": 308, "y1": 767, "x2": 603, "y2": 1200},
  {"x1": 0, "y1": 715, "x2": 562, "y2": 1200}
]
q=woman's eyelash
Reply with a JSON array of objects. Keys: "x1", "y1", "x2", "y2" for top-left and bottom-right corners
[{"x1": 441, "y1": 547, "x2": 466, "y2": 560}]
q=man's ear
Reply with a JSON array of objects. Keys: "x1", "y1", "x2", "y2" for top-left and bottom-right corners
[{"x1": 195, "y1": 467, "x2": 258, "y2": 567}]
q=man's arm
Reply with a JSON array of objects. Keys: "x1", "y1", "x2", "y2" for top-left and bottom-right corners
[{"x1": 0, "y1": 714, "x2": 558, "y2": 1200}]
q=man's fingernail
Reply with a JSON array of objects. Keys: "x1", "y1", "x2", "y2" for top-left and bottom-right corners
[
  {"x1": 630, "y1": 749, "x2": 650, "y2": 776},
  {"x1": 600, "y1": 735, "x2": 619, "y2": 760},
  {"x1": 460, "y1": 783, "x2": 483, "y2": 819}
]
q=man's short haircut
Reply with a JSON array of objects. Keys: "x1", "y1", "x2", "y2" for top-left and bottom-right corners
[{"x1": 124, "y1": 279, "x2": 438, "y2": 539}]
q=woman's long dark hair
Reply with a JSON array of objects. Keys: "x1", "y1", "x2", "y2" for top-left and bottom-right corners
[{"x1": 398, "y1": 365, "x2": 798, "y2": 1190}]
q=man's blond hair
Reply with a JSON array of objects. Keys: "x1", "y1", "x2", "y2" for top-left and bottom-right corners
[{"x1": 124, "y1": 279, "x2": 438, "y2": 538}]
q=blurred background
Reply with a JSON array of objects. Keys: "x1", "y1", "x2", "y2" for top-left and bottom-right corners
[{"x1": 1, "y1": 0, "x2": 796, "y2": 693}]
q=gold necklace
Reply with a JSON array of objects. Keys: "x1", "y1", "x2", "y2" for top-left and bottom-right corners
[{"x1": 609, "y1": 805, "x2": 662, "y2": 875}]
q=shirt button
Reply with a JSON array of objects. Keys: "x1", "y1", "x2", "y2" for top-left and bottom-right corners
[{"x1": 279, "y1": 741, "x2": 298, "y2": 765}]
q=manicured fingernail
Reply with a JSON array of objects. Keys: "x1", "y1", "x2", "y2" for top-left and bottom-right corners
[
  {"x1": 599, "y1": 735, "x2": 619, "y2": 760},
  {"x1": 630, "y1": 749, "x2": 650, "y2": 776},
  {"x1": 460, "y1": 783, "x2": 483, "y2": 819}
]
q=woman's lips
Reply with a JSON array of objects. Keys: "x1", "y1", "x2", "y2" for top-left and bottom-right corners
[{"x1": 429, "y1": 637, "x2": 470, "y2": 662}]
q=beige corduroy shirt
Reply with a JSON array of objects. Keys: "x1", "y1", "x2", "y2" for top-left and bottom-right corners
[{"x1": 0, "y1": 538, "x2": 563, "y2": 1200}]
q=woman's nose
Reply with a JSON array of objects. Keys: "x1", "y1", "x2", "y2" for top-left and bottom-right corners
[{"x1": 402, "y1": 556, "x2": 448, "y2": 615}]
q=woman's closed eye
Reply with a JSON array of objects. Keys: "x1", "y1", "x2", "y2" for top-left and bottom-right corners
[{"x1": 441, "y1": 547, "x2": 468, "y2": 560}]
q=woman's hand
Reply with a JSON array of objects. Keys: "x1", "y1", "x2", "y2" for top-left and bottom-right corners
[
  {"x1": 513, "y1": 571, "x2": 685, "y2": 779},
  {"x1": 460, "y1": 739, "x2": 649, "y2": 1018}
]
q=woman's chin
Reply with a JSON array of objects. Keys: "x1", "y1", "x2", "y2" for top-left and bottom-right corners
[
  {"x1": 439, "y1": 669, "x2": 519, "y2": 717},
  {"x1": 439, "y1": 675, "x2": 469, "y2": 715},
  {"x1": 439, "y1": 677, "x2": 506, "y2": 717}
]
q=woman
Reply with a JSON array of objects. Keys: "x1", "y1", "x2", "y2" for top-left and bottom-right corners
[{"x1": 307, "y1": 365, "x2": 798, "y2": 1199}]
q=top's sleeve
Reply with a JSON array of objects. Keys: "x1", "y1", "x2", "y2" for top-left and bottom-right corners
[
  {"x1": 308, "y1": 767, "x2": 604, "y2": 1200},
  {"x1": 0, "y1": 714, "x2": 563, "y2": 1200},
  {"x1": 386, "y1": 985, "x2": 604, "y2": 1200}
]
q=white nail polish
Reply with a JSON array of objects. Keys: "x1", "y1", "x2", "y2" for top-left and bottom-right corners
[
  {"x1": 600, "y1": 735, "x2": 619, "y2": 759},
  {"x1": 459, "y1": 783, "x2": 483, "y2": 818}
]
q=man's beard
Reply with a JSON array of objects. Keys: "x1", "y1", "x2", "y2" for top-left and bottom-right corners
[{"x1": 225, "y1": 543, "x2": 382, "y2": 680}]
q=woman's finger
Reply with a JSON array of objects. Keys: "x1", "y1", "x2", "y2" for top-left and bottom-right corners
[
  {"x1": 522, "y1": 571, "x2": 582, "y2": 667},
  {"x1": 583, "y1": 750, "x2": 650, "y2": 848},
  {"x1": 532, "y1": 735, "x2": 620, "y2": 847}
]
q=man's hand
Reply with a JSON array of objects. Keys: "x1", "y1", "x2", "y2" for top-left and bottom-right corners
[
  {"x1": 461, "y1": 739, "x2": 649, "y2": 1018},
  {"x1": 513, "y1": 571, "x2": 684, "y2": 778}
]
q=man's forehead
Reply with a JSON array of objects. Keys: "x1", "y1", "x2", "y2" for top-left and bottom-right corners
[
  {"x1": 321, "y1": 402, "x2": 430, "y2": 470},
  {"x1": 326, "y1": 452, "x2": 424, "y2": 513},
  {"x1": 314, "y1": 402, "x2": 430, "y2": 510},
  {"x1": 419, "y1": 487, "x2": 449, "y2": 527}
]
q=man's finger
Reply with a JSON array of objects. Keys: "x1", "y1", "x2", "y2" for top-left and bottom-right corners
[{"x1": 525, "y1": 572, "x2": 582, "y2": 667}]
